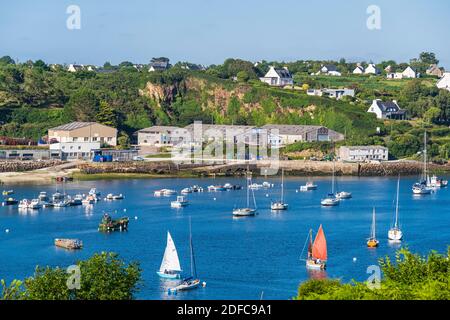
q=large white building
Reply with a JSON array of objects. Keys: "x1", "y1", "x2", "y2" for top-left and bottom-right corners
[
  {"x1": 136, "y1": 126, "x2": 183, "y2": 147},
  {"x1": 49, "y1": 142, "x2": 101, "y2": 160},
  {"x1": 339, "y1": 146, "x2": 388, "y2": 162},
  {"x1": 259, "y1": 66, "x2": 293, "y2": 86},
  {"x1": 48, "y1": 122, "x2": 117, "y2": 146}
]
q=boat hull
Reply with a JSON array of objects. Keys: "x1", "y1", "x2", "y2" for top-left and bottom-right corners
[
  {"x1": 367, "y1": 239, "x2": 379, "y2": 248},
  {"x1": 306, "y1": 259, "x2": 326, "y2": 270},
  {"x1": 321, "y1": 198, "x2": 340, "y2": 206},
  {"x1": 271, "y1": 203, "x2": 288, "y2": 210},
  {"x1": 170, "y1": 279, "x2": 201, "y2": 292},
  {"x1": 388, "y1": 229, "x2": 403, "y2": 241},
  {"x1": 232, "y1": 208, "x2": 256, "y2": 216},
  {"x1": 157, "y1": 271, "x2": 181, "y2": 279}
]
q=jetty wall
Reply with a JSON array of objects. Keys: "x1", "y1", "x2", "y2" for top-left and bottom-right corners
[{"x1": 0, "y1": 160, "x2": 64, "y2": 173}]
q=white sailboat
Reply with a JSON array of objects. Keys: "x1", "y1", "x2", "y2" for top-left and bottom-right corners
[
  {"x1": 169, "y1": 218, "x2": 201, "y2": 293},
  {"x1": 171, "y1": 196, "x2": 189, "y2": 208},
  {"x1": 388, "y1": 175, "x2": 403, "y2": 241},
  {"x1": 412, "y1": 131, "x2": 432, "y2": 195},
  {"x1": 233, "y1": 173, "x2": 257, "y2": 216},
  {"x1": 157, "y1": 231, "x2": 182, "y2": 279},
  {"x1": 271, "y1": 169, "x2": 288, "y2": 211},
  {"x1": 321, "y1": 160, "x2": 340, "y2": 206}
]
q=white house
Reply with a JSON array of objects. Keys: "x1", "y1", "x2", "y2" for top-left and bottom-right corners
[
  {"x1": 136, "y1": 126, "x2": 183, "y2": 147},
  {"x1": 365, "y1": 64, "x2": 380, "y2": 75},
  {"x1": 386, "y1": 72, "x2": 404, "y2": 80},
  {"x1": 307, "y1": 88, "x2": 355, "y2": 100},
  {"x1": 437, "y1": 72, "x2": 450, "y2": 91},
  {"x1": 367, "y1": 99, "x2": 406, "y2": 120},
  {"x1": 67, "y1": 64, "x2": 84, "y2": 72},
  {"x1": 402, "y1": 66, "x2": 418, "y2": 78},
  {"x1": 259, "y1": 66, "x2": 293, "y2": 86},
  {"x1": 339, "y1": 146, "x2": 388, "y2": 162},
  {"x1": 353, "y1": 66, "x2": 364, "y2": 74},
  {"x1": 318, "y1": 64, "x2": 341, "y2": 76},
  {"x1": 49, "y1": 142, "x2": 101, "y2": 160}
]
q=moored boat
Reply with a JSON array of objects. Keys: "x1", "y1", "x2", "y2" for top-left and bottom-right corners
[
  {"x1": 2, "y1": 190, "x2": 14, "y2": 196},
  {"x1": 367, "y1": 208, "x2": 379, "y2": 248},
  {"x1": 207, "y1": 185, "x2": 226, "y2": 192},
  {"x1": 412, "y1": 132, "x2": 432, "y2": 195},
  {"x1": 389, "y1": 175, "x2": 403, "y2": 241},
  {"x1": 271, "y1": 169, "x2": 288, "y2": 211},
  {"x1": 157, "y1": 231, "x2": 182, "y2": 279},
  {"x1": 300, "y1": 181, "x2": 317, "y2": 191},
  {"x1": 98, "y1": 213, "x2": 129, "y2": 232},
  {"x1": 54, "y1": 238, "x2": 83, "y2": 250},
  {"x1": 304, "y1": 225, "x2": 327, "y2": 270},
  {"x1": 233, "y1": 174, "x2": 257, "y2": 217},
  {"x1": 171, "y1": 196, "x2": 189, "y2": 208},
  {"x1": 2, "y1": 198, "x2": 18, "y2": 206},
  {"x1": 321, "y1": 160, "x2": 340, "y2": 206},
  {"x1": 336, "y1": 191, "x2": 352, "y2": 199},
  {"x1": 38, "y1": 192, "x2": 49, "y2": 202}
]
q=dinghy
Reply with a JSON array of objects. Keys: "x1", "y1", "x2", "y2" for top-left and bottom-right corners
[{"x1": 157, "y1": 231, "x2": 182, "y2": 279}]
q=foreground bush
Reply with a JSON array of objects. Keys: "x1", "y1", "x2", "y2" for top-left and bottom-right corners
[
  {"x1": 1, "y1": 252, "x2": 141, "y2": 300},
  {"x1": 295, "y1": 248, "x2": 450, "y2": 300}
]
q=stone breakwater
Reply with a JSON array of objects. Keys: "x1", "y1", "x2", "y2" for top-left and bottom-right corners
[
  {"x1": 0, "y1": 160, "x2": 64, "y2": 173},
  {"x1": 77, "y1": 160, "x2": 450, "y2": 177}
]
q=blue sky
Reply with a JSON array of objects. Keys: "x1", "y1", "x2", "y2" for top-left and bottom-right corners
[{"x1": 1, "y1": 0, "x2": 449, "y2": 67}]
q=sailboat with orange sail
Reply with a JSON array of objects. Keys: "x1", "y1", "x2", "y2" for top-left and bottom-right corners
[{"x1": 304, "y1": 225, "x2": 327, "y2": 270}]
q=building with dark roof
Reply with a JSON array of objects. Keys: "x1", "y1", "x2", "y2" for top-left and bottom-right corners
[
  {"x1": 259, "y1": 66, "x2": 293, "y2": 86},
  {"x1": 367, "y1": 99, "x2": 406, "y2": 120}
]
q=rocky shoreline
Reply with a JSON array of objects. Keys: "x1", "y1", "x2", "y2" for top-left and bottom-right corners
[
  {"x1": 76, "y1": 160, "x2": 450, "y2": 177},
  {"x1": 0, "y1": 160, "x2": 64, "y2": 173}
]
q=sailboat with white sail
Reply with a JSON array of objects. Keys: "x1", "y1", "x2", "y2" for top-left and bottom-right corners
[
  {"x1": 367, "y1": 208, "x2": 379, "y2": 248},
  {"x1": 233, "y1": 173, "x2": 257, "y2": 217},
  {"x1": 321, "y1": 160, "x2": 340, "y2": 206},
  {"x1": 271, "y1": 169, "x2": 288, "y2": 211},
  {"x1": 412, "y1": 131, "x2": 432, "y2": 195},
  {"x1": 157, "y1": 231, "x2": 182, "y2": 279},
  {"x1": 169, "y1": 218, "x2": 201, "y2": 293},
  {"x1": 388, "y1": 175, "x2": 403, "y2": 241},
  {"x1": 302, "y1": 225, "x2": 327, "y2": 270}
]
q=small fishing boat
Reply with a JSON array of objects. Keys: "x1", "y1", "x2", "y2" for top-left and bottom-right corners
[
  {"x1": 428, "y1": 175, "x2": 448, "y2": 188},
  {"x1": 304, "y1": 225, "x2": 327, "y2": 270},
  {"x1": 2, "y1": 198, "x2": 18, "y2": 206},
  {"x1": 367, "y1": 208, "x2": 379, "y2": 248},
  {"x1": 157, "y1": 231, "x2": 182, "y2": 279},
  {"x1": 181, "y1": 187, "x2": 193, "y2": 194},
  {"x1": 300, "y1": 181, "x2": 317, "y2": 191},
  {"x1": 28, "y1": 199, "x2": 42, "y2": 209},
  {"x1": 54, "y1": 238, "x2": 83, "y2": 250},
  {"x1": 82, "y1": 195, "x2": 95, "y2": 205},
  {"x1": 2, "y1": 190, "x2": 14, "y2": 196},
  {"x1": 98, "y1": 213, "x2": 129, "y2": 232},
  {"x1": 248, "y1": 183, "x2": 263, "y2": 190},
  {"x1": 271, "y1": 169, "x2": 288, "y2": 211},
  {"x1": 70, "y1": 194, "x2": 83, "y2": 206},
  {"x1": 336, "y1": 191, "x2": 352, "y2": 199},
  {"x1": 223, "y1": 183, "x2": 233, "y2": 190},
  {"x1": 163, "y1": 189, "x2": 177, "y2": 196},
  {"x1": 169, "y1": 218, "x2": 201, "y2": 293},
  {"x1": 53, "y1": 199, "x2": 71, "y2": 208},
  {"x1": 207, "y1": 185, "x2": 226, "y2": 192},
  {"x1": 233, "y1": 174, "x2": 257, "y2": 217},
  {"x1": 171, "y1": 196, "x2": 189, "y2": 208},
  {"x1": 38, "y1": 192, "x2": 49, "y2": 202},
  {"x1": 191, "y1": 185, "x2": 204, "y2": 192},
  {"x1": 262, "y1": 181, "x2": 272, "y2": 188},
  {"x1": 52, "y1": 191, "x2": 65, "y2": 202},
  {"x1": 89, "y1": 188, "x2": 101, "y2": 197},
  {"x1": 388, "y1": 175, "x2": 403, "y2": 241}
]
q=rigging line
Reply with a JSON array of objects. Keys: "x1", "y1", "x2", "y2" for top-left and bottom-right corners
[{"x1": 299, "y1": 232, "x2": 310, "y2": 261}]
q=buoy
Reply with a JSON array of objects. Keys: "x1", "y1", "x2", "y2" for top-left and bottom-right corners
[
  {"x1": 134, "y1": 216, "x2": 138, "y2": 220},
  {"x1": 353, "y1": 257, "x2": 357, "y2": 262},
  {"x1": 5, "y1": 229, "x2": 10, "y2": 233},
  {"x1": 265, "y1": 194, "x2": 269, "y2": 197},
  {"x1": 213, "y1": 197, "x2": 216, "y2": 201},
  {"x1": 296, "y1": 190, "x2": 298, "y2": 193},
  {"x1": 124, "y1": 209, "x2": 127, "y2": 212},
  {"x1": 202, "y1": 281, "x2": 207, "y2": 287}
]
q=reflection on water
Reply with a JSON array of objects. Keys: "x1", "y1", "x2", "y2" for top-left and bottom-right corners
[{"x1": 307, "y1": 269, "x2": 328, "y2": 280}]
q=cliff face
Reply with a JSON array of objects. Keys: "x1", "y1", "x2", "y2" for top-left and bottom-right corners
[{"x1": 139, "y1": 81, "x2": 181, "y2": 106}]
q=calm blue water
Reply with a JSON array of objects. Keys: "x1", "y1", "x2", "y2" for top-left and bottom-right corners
[{"x1": 0, "y1": 176, "x2": 449, "y2": 300}]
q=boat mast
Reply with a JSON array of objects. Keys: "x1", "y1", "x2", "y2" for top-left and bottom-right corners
[
  {"x1": 423, "y1": 131, "x2": 427, "y2": 181},
  {"x1": 189, "y1": 217, "x2": 197, "y2": 278},
  {"x1": 371, "y1": 207, "x2": 376, "y2": 239},
  {"x1": 246, "y1": 172, "x2": 250, "y2": 208},
  {"x1": 281, "y1": 168, "x2": 284, "y2": 202},
  {"x1": 332, "y1": 160, "x2": 336, "y2": 194},
  {"x1": 394, "y1": 175, "x2": 400, "y2": 228}
]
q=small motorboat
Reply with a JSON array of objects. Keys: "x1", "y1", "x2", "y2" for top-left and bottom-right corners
[
  {"x1": 262, "y1": 181, "x2": 272, "y2": 188},
  {"x1": 154, "y1": 189, "x2": 167, "y2": 197},
  {"x1": 82, "y1": 195, "x2": 95, "y2": 205},
  {"x1": 428, "y1": 175, "x2": 447, "y2": 188},
  {"x1": 18, "y1": 199, "x2": 30, "y2": 209},
  {"x1": 169, "y1": 278, "x2": 201, "y2": 293},
  {"x1": 191, "y1": 185, "x2": 204, "y2": 192},
  {"x1": 163, "y1": 189, "x2": 177, "y2": 196},
  {"x1": 70, "y1": 195, "x2": 83, "y2": 206},
  {"x1": 52, "y1": 191, "x2": 65, "y2": 202},
  {"x1": 207, "y1": 185, "x2": 226, "y2": 192},
  {"x1": 300, "y1": 181, "x2": 318, "y2": 191},
  {"x1": 171, "y1": 196, "x2": 189, "y2": 208},
  {"x1": 53, "y1": 199, "x2": 71, "y2": 208},
  {"x1": 105, "y1": 193, "x2": 123, "y2": 200},
  {"x1": 2, "y1": 190, "x2": 14, "y2": 196},
  {"x1": 223, "y1": 183, "x2": 233, "y2": 190},
  {"x1": 38, "y1": 192, "x2": 49, "y2": 202},
  {"x1": 89, "y1": 188, "x2": 101, "y2": 197},
  {"x1": 181, "y1": 187, "x2": 193, "y2": 194},
  {"x1": 54, "y1": 238, "x2": 83, "y2": 250},
  {"x1": 2, "y1": 198, "x2": 18, "y2": 206},
  {"x1": 248, "y1": 183, "x2": 263, "y2": 190},
  {"x1": 28, "y1": 199, "x2": 42, "y2": 209},
  {"x1": 336, "y1": 191, "x2": 352, "y2": 199}
]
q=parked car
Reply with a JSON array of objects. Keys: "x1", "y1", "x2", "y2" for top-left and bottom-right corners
[{"x1": 133, "y1": 156, "x2": 144, "y2": 161}]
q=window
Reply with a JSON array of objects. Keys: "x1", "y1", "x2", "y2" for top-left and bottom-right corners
[
  {"x1": 84, "y1": 137, "x2": 89, "y2": 142},
  {"x1": 73, "y1": 137, "x2": 78, "y2": 142},
  {"x1": 107, "y1": 137, "x2": 112, "y2": 142},
  {"x1": 92, "y1": 137, "x2": 98, "y2": 141},
  {"x1": 78, "y1": 146, "x2": 81, "y2": 150}
]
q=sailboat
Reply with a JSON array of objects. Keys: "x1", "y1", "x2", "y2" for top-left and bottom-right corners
[
  {"x1": 388, "y1": 175, "x2": 403, "y2": 241},
  {"x1": 271, "y1": 169, "x2": 288, "y2": 210},
  {"x1": 412, "y1": 131, "x2": 432, "y2": 195},
  {"x1": 305, "y1": 225, "x2": 327, "y2": 270},
  {"x1": 233, "y1": 173, "x2": 257, "y2": 216},
  {"x1": 367, "y1": 208, "x2": 379, "y2": 248},
  {"x1": 321, "y1": 160, "x2": 340, "y2": 206},
  {"x1": 169, "y1": 218, "x2": 201, "y2": 292},
  {"x1": 157, "y1": 231, "x2": 182, "y2": 279}
]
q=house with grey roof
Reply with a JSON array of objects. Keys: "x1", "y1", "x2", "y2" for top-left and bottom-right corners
[
  {"x1": 437, "y1": 72, "x2": 450, "y2": 91},
  {"x1": 426, "y1": 64, "x2": 444, "y2": 78},
  {"x1": 339, "y1": 145, "x2": 388, "y2": 162},
  {"x1": 318, "y1": 64, "x2": 341, "y2": 76},
  {"x1": 259, "y1": 66, "x2": 293, "y2": 86},
  {"x1": 149, "y1": 58, "x2": 171, "y2": 72},
  {"x1": 48, "y1": 122, "x2": 118, "y2": 146},
  {"x1": 307, "y1": 88, "x2": 355, "y2": 100},
  {"x1": 261, "y1": 124, "x2": 345, "y2": 146},
  {"x1": 367, "y1": 99, "x2": 406, "y2": 120}
]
